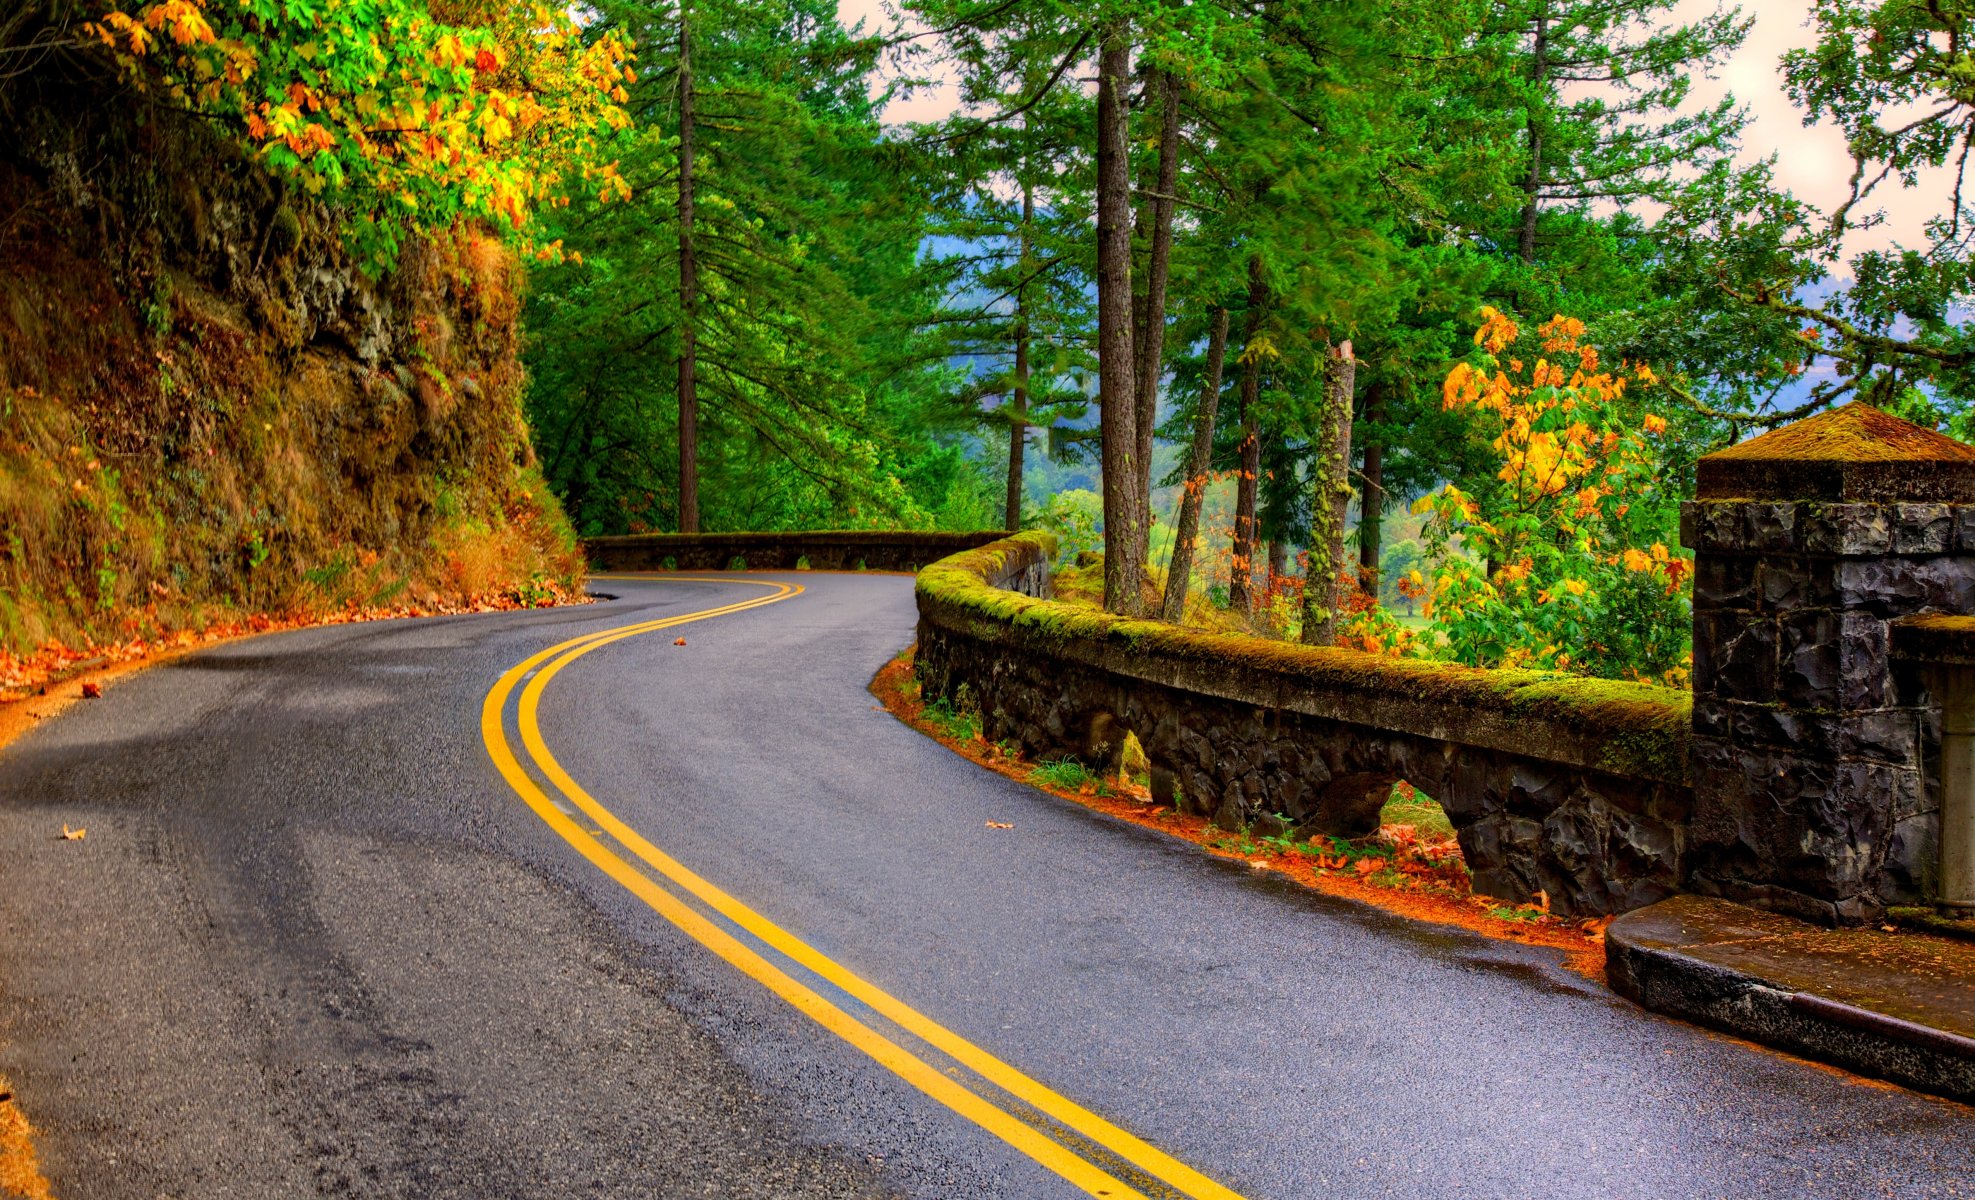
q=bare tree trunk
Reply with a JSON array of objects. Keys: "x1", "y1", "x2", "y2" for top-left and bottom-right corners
[
  {"x1": 1518, "y1": 11, "x2": 1549, "y2": 265},
  {"x1": 1005, "y1": 183, "x2": 1034, "y2": 532},
  {"x1": 1097, "y1": 28, "x2": 1145, "y2": 615},
  {"x1": 1267, "y1": 539, "x2": 1286, "y2": 585},
  {"x1": 676, "y1": 1, "x2": 700, "y2": 533},
  {"x1": 1133, "y1": 70, "x2": 1182, "y2": 525},
  {"x1": 1229, "y1": 257, "x2": 1266, "y2": 614},
  {"x1": 1302, "y1": 342, "x2": 1357, "y2": 645},
  {"x1": 1357, "y1": 380, "x2": 1385, "y2": 597},
  {"x1": 1160, "y1": 305, "x2": 1228, "y2": 623}
]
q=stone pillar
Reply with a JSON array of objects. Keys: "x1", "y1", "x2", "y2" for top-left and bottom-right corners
[{"x1": 1683, "y1": 402, "x2": 1975, "y2": 925}]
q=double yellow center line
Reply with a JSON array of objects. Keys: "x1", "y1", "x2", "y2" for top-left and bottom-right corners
[{"x1": 480, "y1": 576, "x2": 1246, "y2": 1200}]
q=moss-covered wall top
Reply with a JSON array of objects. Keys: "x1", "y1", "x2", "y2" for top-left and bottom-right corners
[{"x1": 917, "y1": 533, "x2": 1692, "y2": 785}]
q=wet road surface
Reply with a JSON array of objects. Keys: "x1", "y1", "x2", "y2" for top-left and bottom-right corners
[{"x1": 1, "y1": 572, "x2": 1971, "y2": 1198}]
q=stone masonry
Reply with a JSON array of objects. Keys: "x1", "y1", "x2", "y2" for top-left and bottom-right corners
[
  {"x1": 916, "y1": 403, "x2": 1975, "y2": 927},
  {"x1": 1682, "y1": 402, "x2": 1975, "y2": 925},
  {"x1": 916, "y1": 535, "x2": 1693, "y2": 918}
]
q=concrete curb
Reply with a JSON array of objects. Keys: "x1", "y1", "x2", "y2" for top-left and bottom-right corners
[{"x1": 1608, "y1": 903, "x2": 1975, "y2": 1104}]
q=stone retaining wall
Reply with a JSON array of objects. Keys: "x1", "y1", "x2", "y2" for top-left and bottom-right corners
[
  {"x1": 585, "y1": 530, "x2": 1006, "y2": 574},
  {"x1": 911, "y1": 404, "x2": 1975, "y2": 927},
  {"x1": 915, "y1": 533, "x2": 1694, "y2": 917}
]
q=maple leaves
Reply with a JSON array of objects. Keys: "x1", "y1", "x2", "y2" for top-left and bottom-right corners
[
  {"x1": 85, "y1": 0, "x2": 636, "y2": 267},
  {"x1": 1413, "y1": 311, "x2": 1695, "y2": 684}
]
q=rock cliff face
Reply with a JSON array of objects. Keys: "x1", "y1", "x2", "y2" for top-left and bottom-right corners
[{"x1": 0, "y1": 58, "x2": 581, "y2": 656}]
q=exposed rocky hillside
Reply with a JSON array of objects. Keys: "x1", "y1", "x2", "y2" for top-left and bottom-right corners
[{"x1": 0, "y1": 54, "x2": 582, "y2": 660}]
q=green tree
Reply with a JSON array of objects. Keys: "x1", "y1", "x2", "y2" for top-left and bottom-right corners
[{"x1": 524, "y1": 0, "x2": 986, "y2": 534}]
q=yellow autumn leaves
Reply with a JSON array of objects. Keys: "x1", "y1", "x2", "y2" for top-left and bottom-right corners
[{"x1": 86, "y1": 0, "x2": 636, "y2": 263}]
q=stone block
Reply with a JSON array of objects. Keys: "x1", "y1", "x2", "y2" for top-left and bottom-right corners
[
  {"x1": 1683, "y1": 501, "x2": 1747, "y2": 554},
  {"x1": 1508, "y1": 760, "x2": 1572, "y2": 816},
  {"x1": 1955, "y1": 506, "x2": 1975, "y2": 553},
  {"x1": 1779, "y1": 612, "x2": 1841, "y2": 709},
  {"x1": 1837, "y1": 558, "x2": 1929, "y2": 615},
  {"x1": 1693, "y1": 556, "x2": 1755, "y2": 610},
  {"x1": 1838, "y1": 613, "x2": 1892, "y2": 709},
  {"x1": 1880, "y1": 811, "x2": 1939, "y2": 904},
  {"x1": 1917, "y1": 556, "x2": 1975, "y2": 611},
  {"x1": 1758, "y1": 559, "x2": 1838, "y2": 611},
  {"x1": 1730, "y1": 705, "x2": 1838, "y2": 756},
  {"x1": 1838, "y1": 710, "x2": 1919, "y2": 768},
  {"x1": 1712, "y1": 617, "x2": 1778, "y2": 703},
  {"x1": 1746, "y1": 502, "x2": 1798, "y2": 552},
  {"x1": 1894, "y1": 503, "x2": 1954, "y2": 554},
  {"x1": 1834, "y1": 760, "x2": 1926, "y2": 823},
  {"x1": 1692, "y1": 697, "x2": 1733, "y2": 739},
  {"x1": 1801, "y1": 503, "x2": 1894, "y2": 556}
]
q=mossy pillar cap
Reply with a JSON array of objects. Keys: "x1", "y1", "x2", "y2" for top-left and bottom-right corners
[{"x1": 1696, "y1": 402, "x2": 1975, "y2": 503}]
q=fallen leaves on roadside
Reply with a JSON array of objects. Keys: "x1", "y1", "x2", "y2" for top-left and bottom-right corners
[
  {"x1": 985, "y1": 820, "x2": 1013, "y2": 829},
  {"x1": 2, "y1": 587, "x2": 591, "y2": 704},
  {"x1": 79, "y1": 682, "x2": 101, "y2": 699},
  {"x1": 59, "y1": 825, "x2": 85, "y2": 841}
]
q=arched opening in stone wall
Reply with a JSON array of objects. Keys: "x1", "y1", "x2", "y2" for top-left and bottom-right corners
[{"x1": 1292, "y1": 780, "x2": 1470, "y2": 892}]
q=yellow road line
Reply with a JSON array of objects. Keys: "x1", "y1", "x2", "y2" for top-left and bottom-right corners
[
  {"x1": 482, "y1": 583, "x2": 1141, "y2": 1197},
  {"x1": 484, "y1": 578, "x2": 1246, "y2": 1200}
]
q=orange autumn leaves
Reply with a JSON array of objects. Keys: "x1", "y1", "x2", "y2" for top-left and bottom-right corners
[
  {"x1": 1415, "y1": 310, "x2": 1693, "y2": 684},
  {"x1": 86, "y1": 0, "x2": 635, "y2": 267}
]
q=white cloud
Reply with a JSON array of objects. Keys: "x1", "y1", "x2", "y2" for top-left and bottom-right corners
[{"x1": 1669, "y1": 0, "x2": 1944, "y2": 253}]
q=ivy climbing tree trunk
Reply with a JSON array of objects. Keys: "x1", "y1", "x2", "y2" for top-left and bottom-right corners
[
  {"x1": 1097, "y1": 27, "x2": 1145, "y2": 615},
  {"x1": 676, "y1": 0, "x2": 700, "y2": 533},
  {"x1": 1004, "y1": 182, "x2": 1034, "y2": 532},
  {"x1": 1229, "y1": 257, "x2": 1266, "y2": 615},
  {"x1": 1302, "y1": 341, "x2": 1356, "y2": 645},
  {"x1": 1357, "y1": 380, "x2": 1385, "y2": 596},
  {"x1": 1160, "y1": 304, "x2": 1227, "y2": 622}
]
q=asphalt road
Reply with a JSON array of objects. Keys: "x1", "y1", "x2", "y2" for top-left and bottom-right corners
[{"x1": 1, "y1": 571, "x2": 1971, "y2": 1199}]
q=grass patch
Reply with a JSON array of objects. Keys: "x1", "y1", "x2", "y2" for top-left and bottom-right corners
[
  {"x1": 922, "y1": 695, "x2": 981, "y2": 743},
  {"x1": 1030, "y1": 758, "x2": 1096, "y2": 791},
  {"x1": 1379, "y1": 782, "x2": 1453, "y2": 838}
]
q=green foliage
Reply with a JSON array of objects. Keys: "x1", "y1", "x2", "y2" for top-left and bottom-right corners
[
  {"x1": 923, "y1": 696, "x2": 982, "y2": 743},
  {"x1": 1414, "y1": 312, "x2": 1692, "y2": 684},
  {"x1": 1030, "y1": 758, "x2": 1098, "y2": 792},
  {"x1": 88, "y1": 0, "x2": 635, "y2": 268},
  {"x1": 1038, "y1": 489, "x2": 1104, "y2": 562},
  {"x1": 523, "y1": 0, "x2": 991, "y2": 536}
]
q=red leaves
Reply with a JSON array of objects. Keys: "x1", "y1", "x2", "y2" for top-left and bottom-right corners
[{"x1": 79, "y1": 682, "x2": 101, "y2": 699}]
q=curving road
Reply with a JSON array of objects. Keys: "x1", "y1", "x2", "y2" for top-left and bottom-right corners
[{"x1": 0, "y1": 572, "x2": 1971, "y2": 1199}]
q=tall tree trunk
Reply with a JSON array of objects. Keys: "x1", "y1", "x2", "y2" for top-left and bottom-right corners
[
  {"x1": 1096, "y1": 29, "x2": 1144, "y2": 615},
  {"x1": 1229, "y1": 257, "x2": 1266, "y2": 614},
  {"x1": 1267, "y1": 539, "x2": 1286, "y2": 585},
  {"x1": 1133, "y1": 70, "x2": 1182, "y2": 525},
  {"x1": 1357, "y1": 380, "x2": 1385, "y2": 597},
  {"x1": 676, "y1": 2, "x2": 700, "y2": 532},
  {"x1": 1302, "y1": 342, "x2": 1357, "y2": 645},
  {"x1": 1518, "y1": 11, "x2": 1549, "y2": 265},
  {"x1": 1160, "y1": 305, "x2": 1228, "y2": 623},
  {"x1": 1005, "y1": 183, "x2": 1034, "y2": 532}
]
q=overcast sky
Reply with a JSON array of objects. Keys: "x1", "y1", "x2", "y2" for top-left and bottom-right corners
[{"x1": 833, "y1": 1, "x2": 1946, "y2": 255}]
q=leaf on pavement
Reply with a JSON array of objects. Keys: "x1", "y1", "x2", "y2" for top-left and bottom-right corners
[
  {"x1": 673, "y1": 637, "x2": 687, "y2": 646},
  {"x1": 984, "y1": 820, "x2": 1012, "y2": 829},
  {"x1": 79, "y1": 682, "x2": 101, "y2": 698},
  {"x1": 59, "y1": 825, "x2": 85, "y2": 841}
]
